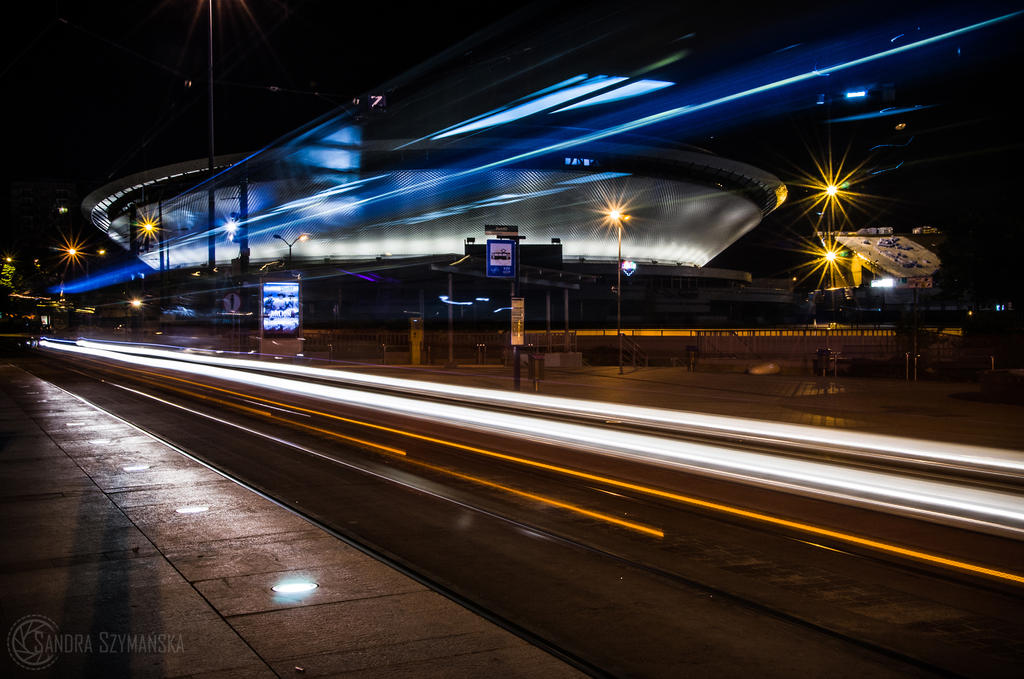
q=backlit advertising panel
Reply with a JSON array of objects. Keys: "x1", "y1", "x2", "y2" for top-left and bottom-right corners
[
  {"x1": 262, "y1": 281, "x2": 300, "y2": 337},
  {"x1": 486, "y1": 239, "x2": 515, "y2": 278}
]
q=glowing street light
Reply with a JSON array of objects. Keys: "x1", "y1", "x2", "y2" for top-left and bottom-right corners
[
  {"x1": 273, "y1": 233, "x2": 309, "y2": 268},
  {"x1": 606, "y1": 209, "x2": 630, "y2": 375}
]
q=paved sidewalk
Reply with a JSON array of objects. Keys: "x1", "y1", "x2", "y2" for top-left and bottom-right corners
[{"x1": 0, "y1": 364, "x2": 582, "y2": 678}]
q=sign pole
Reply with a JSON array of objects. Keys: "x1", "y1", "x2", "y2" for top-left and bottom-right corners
[
  {"x1": 484, "y1": 226, "x2": 524, "y2": 391},
  {"x1": 512, "y1": 238, "x2": 522, "y2": 391}
]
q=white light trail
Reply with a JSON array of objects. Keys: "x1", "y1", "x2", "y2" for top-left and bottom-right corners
[
  {"x1": 41, "y1": 339, "x2": 1024, "y2": 538},
  {"x1": 70, "y1": 339, "x2": 1024, "y2": 478}
]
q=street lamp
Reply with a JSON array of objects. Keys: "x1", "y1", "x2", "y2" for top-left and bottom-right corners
[
  {"x1": 207, "y1": 0, "x2": 216, "y2": 269},
  {"x1": 607, "y1": 210, "x2": 630, "y2": 374},
  {"x1": 273, "y1": 233, "x2": 308, "y2": 268}
]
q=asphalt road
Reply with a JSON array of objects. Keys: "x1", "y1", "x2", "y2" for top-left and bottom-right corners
[{"x1": 16, "y1": 349, "x2": 1024, "y2": 677}]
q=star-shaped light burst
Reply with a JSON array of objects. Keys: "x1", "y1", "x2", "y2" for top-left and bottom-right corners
[
  {"x1": 785, "y1": 231, "x2": 851, "y2": 292},
  {"x1": 598, "y1": 199, "x2": 633, "y2": 237},
  {"x1": 773, "y1": 140, "x2": 888, "y2": 291},
  {"x1": 56, "y1": 234, "x2": 90, "y2": 272},
  {"x1": 785, "y1": 141, "x2": 874, "y2": 238},
  {"x1": 137, "y1": 212, "x2": 160, "y2": 245}
]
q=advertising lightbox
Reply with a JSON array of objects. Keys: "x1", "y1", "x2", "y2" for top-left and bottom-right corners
[
  {"x1": 261, "y1": 281, "x2": 301, "y2": 337},
  {"x1": 486, "y1": 239, "x2": 515, "y2": 278}
]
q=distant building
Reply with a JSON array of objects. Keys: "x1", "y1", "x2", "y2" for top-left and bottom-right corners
[
  {"x1": 837, "y1": 231, "x2": 942, "y2": 288},
  {"x1": 78, "y1": 71, "x2": 798, "y2": 327}
]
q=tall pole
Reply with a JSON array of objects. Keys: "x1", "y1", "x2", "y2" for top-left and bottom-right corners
[
  {"x1": 158, "y1": 200, "x2": 165, "y2": 333},
  {"x1": 158, "y1": 200, "x2": 165, "y2": 276},
  {"x1": 207, "y1": 0, "x2": 216, "y2": 270},
  {"x1": 826, "y1": 190, "x2": 834, "y2": 342},
  {"x1": 545, "y1": 289, "x2": 551, "y2": 352},
  {"x1": 238, "y1": 176, "x2": 249, "y2": 275},
  {"x1": 512, "y1": 238, "x2": 521, "y2": 390},
  {"x1": 617, "y1": 223, "x2": 623, "y2": 374},
  {"x1": 912, "y1": 286, "x2": 919, "y2": 382},
  {"x1": 447, "y1": 273, "x2": 454, "y2": 367},
  {"x1": 564, "y1": 288, "x2": 569, "y2": 352}
]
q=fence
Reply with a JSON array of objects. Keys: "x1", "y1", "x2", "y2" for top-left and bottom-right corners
[{"x1": 302, "y1": 328, "x2": 577, "y2": 364}]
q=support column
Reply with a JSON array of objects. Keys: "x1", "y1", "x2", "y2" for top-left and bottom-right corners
[
  {"x1": 238, "y1": 176, "x2": 249, "y2": 275},
  {"x1": 564, "y1": 288, "x2": 570, "y2": 352},
  {"x1": 446, "y1": 273, "x2": 455, "y2": 368},
  {"x1": 542, "y1": 290, "x2": 550, "y2": 353}
]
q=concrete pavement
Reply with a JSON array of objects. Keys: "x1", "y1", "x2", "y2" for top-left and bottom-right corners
[{"x1": 0, "y1": 364, "x2": 584, "y2": 678}]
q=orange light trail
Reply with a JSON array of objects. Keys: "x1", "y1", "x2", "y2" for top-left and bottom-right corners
[
  {"x1": 91, "y1": 359, "x2": 1024, "y2": 586},
  {"x1": 102, "y1": 363, "x2": 661, "y2": 537}
]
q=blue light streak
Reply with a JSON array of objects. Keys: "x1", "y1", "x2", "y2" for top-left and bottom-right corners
[
  {"x1": 52, "y1": 259, "x2": 153, "y2": 294},
  {"x1": 830, "y1": 106, "x2": 931, "y2": 123},
  {"x1": 396, "y1": 75, "x2": 591, "y2": 150},
  {"x1": 870, "y1": 136, "x2": 916, "y2": 150},
  {"x1": 556, "y1": 172, "x2": 631, "y2": 185},
  {"x1": 551, "y1": 79, "x2": 674, "y2": 112},
  {"x1": 431, "y1": 75, "x2": 627, "y2": 139},
  {"x1": 126, "y1": 9, "x2": 1022, "y2": 275},
  {"x1": 439, "y1": 295, "x2": 473, "y2": 306},
  {"x1": 869, "y1": 161, "x2": 904, "y2": 175},
  {"x1": 338, "y1": 10, "x2": 1020, "y2": 221}
]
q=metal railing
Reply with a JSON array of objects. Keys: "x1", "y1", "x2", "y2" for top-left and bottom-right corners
[{"x1": 619, "y1": 333, "x2": 649, "y2": 369}]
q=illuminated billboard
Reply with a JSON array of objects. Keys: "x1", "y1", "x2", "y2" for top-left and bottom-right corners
[
  {"x1": 486, "y1": 239, "x2": 516, "y2": 278},
  {"x1": 262, "y1": 281, "x2": 301, "y2": 337}
]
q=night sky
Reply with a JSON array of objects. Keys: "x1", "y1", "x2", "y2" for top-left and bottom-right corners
[{"x1": 4, "y1": 1, "x2": 1022, "y2": 279}]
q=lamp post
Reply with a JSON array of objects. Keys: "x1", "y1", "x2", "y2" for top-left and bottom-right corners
[
  {"x1": 607, "y1": 210, "x2": 630, "y2": 374},
  {"x1": 273, "y1": 233, "x2": 308, "y2": 268},
  {"x1": 207, "y1": 0, "x2": 216, "y2": 270},
  {"x1": 825, "y1": 183, "x2": 840, "y2": 331}
]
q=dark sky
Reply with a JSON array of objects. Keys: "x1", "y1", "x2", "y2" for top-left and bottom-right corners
[
  {"x1": 2, "y1": 1, "x2": 513, "y2": 184},
  {"x1": 4, "y1": 1, "x2": 1021, "y2": 277}
]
